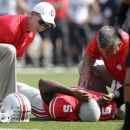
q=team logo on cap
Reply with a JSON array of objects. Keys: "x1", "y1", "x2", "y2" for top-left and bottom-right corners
[{"x1": 50, "y1": 10, "x2": 54, "y2": 17}]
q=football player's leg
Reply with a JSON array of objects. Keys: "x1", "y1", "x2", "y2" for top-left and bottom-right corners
[
  {"x1": 17, "y1": 82, "x2": 49, "y2": 119},
  {"x1": 17, "y1": 82, "x2": 40, "y2": 103},
  {"x1": 31, "y1": 94, "x2": 50, "y2": 119}
]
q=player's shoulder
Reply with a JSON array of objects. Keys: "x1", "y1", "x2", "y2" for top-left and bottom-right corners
[{"x1": 48, "y1": 95, "x2": 79, "y2": 121}]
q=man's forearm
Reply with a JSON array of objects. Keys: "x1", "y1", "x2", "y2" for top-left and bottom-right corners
[{"x1": 82, "y1": 53, "x2": 96, "y2": 74}]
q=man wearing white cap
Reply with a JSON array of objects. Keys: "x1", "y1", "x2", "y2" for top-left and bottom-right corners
[
  {"x1": 32, "y1": 2, "x2": 56, "y2": 28},
  {"x1": 0, "y1": 2, "x2": 56, "y2": 102}
]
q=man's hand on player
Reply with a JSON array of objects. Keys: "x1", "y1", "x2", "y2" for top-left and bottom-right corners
[
  {"x1": 78, "y1": 73, "x2": 92, "y2": 89},
  {"x1": 97, "y1": 93, "x2": 115, "y2": 105}
]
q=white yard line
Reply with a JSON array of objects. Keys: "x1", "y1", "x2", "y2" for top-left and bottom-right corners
[
  {"x1": 0, "y1": 129, "x2": 39, "y2": 130},
  {"x1": 16, "y1": 67, "x2": 78, "y2": 74}
]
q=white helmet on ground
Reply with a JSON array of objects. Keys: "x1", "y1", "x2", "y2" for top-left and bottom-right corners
[
  {"x1": 0, "y1": 93, "x2": 31, "y2": 123},
  {"x1": 78, "y1": 99, "x2": 101, "y2": 122}
]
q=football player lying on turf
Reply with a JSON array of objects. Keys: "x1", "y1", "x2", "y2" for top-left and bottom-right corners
[{"x1": 17, "y1": 79, "x2": 118, "y2": 121}]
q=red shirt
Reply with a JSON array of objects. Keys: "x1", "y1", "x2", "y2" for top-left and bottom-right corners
[
  {"x1": 43, "y1": 88, "x2": 116, "y2": 121},
  {"x1": 0, "y1": 15, "x2": 35, "y2": 57},
  {"x1": 86, "y1": 31, "x2": 129, "y2": 83},
  {"x1": 44, "y1": 0, "x2": 69, "y2": 19}
]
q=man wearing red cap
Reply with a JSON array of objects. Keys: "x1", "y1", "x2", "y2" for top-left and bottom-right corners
[{"x1": 0, "y1": 2, "x2": 56, "y2": 101}]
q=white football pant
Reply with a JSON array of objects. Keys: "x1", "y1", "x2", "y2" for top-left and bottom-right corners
[{"x1": 17, "y1": 82, "x2": 50, "y2": 119}]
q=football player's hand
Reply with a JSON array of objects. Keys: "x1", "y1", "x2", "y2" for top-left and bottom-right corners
[
  {"x1": 72, "y1": 89, "x2": 92, "y2": 102},
  {"x1": 97, "y1": 93, "x2": 115, "y2": 105}
]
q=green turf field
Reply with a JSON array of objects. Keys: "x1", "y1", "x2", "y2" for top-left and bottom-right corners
[{"x1": 0, "y1": 71, "x2": 124, "y2": 130}]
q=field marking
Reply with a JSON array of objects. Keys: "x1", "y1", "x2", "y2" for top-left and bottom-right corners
[
  {"x1": 16, "y1": 67, "x2": 78, "y2": 74},
  {"x1": 0, "y1": 129, "x2": 39, "y2": 130}
]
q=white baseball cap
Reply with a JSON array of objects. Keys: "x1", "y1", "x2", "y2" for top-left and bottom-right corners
[
  {"x1": 78, "y1": 99, "x2": 101, "y2": 122},
  {"x1": 33, "y1": 2, "x2": 56, "y2": 27}
]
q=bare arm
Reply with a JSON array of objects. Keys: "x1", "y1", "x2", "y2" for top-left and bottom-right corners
[
  {"x1": 39, "y1": 78, "x2": 92, "y2": 105},
  {"x1": 78, "y1": 52, "x2": 96, "y2": 88},
  {"x1": 82, "y1": 53, "x2": 96, "y2": 75}
]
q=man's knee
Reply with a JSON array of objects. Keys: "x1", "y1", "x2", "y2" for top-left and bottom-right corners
[
  {"x1": 5, "y1": 44, "x2": 16, "y2": 55},
  {"x1": 0, "y1": 44, "x2": 16, "y2": 57}
]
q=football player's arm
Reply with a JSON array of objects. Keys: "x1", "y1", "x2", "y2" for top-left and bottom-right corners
[{"x1": 38, "y1": 78, "x2": 92, "y2": 105}]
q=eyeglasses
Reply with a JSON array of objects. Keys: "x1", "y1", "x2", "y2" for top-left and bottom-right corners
[{"x1": 36, "y1": 13, "x2": 51, "y2": 29}]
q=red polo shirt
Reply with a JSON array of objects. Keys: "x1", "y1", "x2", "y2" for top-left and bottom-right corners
[
  {"x1": 86, "y1": 31, "x2": 129, "y2": 83},
  {"x1": 0, "y1": 15, "x2": 35, "y2": 57}
]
